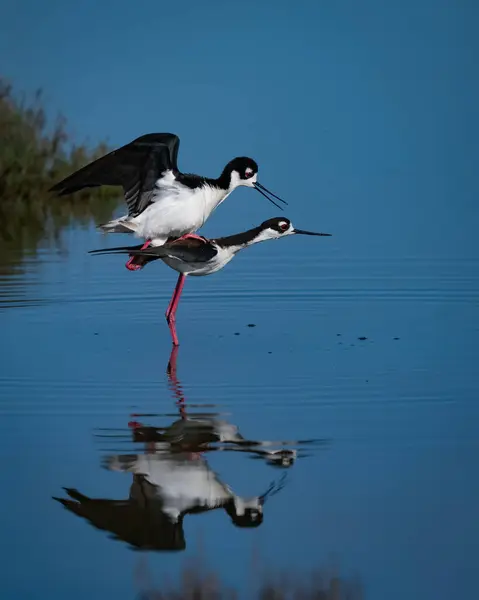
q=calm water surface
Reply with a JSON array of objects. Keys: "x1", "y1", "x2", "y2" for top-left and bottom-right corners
[{"x1": 1, "y1": 216, "x2": 478, "y2": 599}]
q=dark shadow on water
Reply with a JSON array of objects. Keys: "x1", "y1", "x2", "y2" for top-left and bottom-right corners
[
  {"x1": 53, "y1": 345, "x2": 329, "y2": 552},
  {"x1": 0, "y1": 191, "x2": 121, "y2": 278}
]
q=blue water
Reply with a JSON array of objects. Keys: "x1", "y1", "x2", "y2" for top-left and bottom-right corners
[
  {"x1": 1, "y1": 212, "x2": 478, "y2": 598},
  {"x1": 2, "y1": 0, "x2": 479, "y2": 595}
]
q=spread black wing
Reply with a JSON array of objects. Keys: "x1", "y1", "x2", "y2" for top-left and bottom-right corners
[
  {"x1": 89, "y1": 237, "x2": 218, "y2": 264},
  {"x1": 52, "y1": 483, "x2": 186, "y2": 551},
  {"x1": 49, "y1": 133, "x2": 180, "y2": 217}
]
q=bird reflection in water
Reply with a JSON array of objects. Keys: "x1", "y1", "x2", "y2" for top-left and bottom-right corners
[{"x1": 53, "y1": 346, "x2": 327, "y2": 551}]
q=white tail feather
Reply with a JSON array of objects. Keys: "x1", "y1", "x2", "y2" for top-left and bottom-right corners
[{"x1": 97, "y1": 217, "x2": 138, "y2": 234}]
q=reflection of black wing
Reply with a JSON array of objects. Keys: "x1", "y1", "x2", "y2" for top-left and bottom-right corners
[
  {"x1": 49, "y1": 133, "x2": 180, "y2": 217},
  {"x1": 89, "y1": 236, "x2": 218, "y2": 264},
  {"x1": 53, "y1": 479, "x2": 185, "y2": 552}
]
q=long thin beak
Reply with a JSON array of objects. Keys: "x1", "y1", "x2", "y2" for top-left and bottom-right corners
[
  {"x1": 293, "y1": 228, "x2": 332, "y2": 236},
  {"x1": 259, "y1": 472, "x2": 288, "y2": 505},
  {"x1": 253, "y1": 182, "x2": 288, "y2": 211}
]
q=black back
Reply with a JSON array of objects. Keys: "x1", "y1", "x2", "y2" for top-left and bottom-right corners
[
  {"x1": 89, "y1": 236, "x2": 218, "y2": 265},
  {"x1": 161, "y1": 236, "x2": 218, "y2": 262}
]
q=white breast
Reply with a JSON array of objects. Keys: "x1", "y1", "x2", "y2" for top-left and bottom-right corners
[
  {"x1": 131, "y1": 454, "x2": 232, "y2": 513},
  {"x1": 132, "y1": 173, "x2": 232, "y2": 242}
]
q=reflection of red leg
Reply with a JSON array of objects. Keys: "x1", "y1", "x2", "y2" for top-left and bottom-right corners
[
  {"x1": 167, "y1": 345, "x2": 187, "y2": 419},
  {"x1": 125, "y1": 239, "x2": 151, "y2": 271},
  {"x1": 165, "y1": 274, "x2": 186, "y2": 346},
  {"x1": 167, "y1": 345, "x2": 180, "y2": 380}
]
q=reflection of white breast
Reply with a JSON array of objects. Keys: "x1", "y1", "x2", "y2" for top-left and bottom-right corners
[
  {"x1": 132, "y1": 455, "x2": 232, "y2": 517},
  {"x1": 213, "y1": 419, "x2": 244, "y2": 442}
]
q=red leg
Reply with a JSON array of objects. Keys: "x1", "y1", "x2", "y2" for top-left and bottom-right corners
[
  {"x1": 165, "y1": 273, "x2": 186, "y2": 346},
  {"x1": 165, "y1": 277, "x2": 178, "y2": 319},
  {"x1": 125, "y1": 239, "x2": 151, "y2": 271},
  {"x1": 175, "y1": 233, "x2": 206, "y2": 242},
  {"x1": 165, "y1": 273, "x2": 184, "y2": 320}
]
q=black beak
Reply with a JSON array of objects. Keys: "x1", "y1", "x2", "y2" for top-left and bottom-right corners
[
  {"x1": 258, "y1": 472, "x2": 288, "y2": 506},
  {"x1": 253, "y1": 182, "x2": 288, "y2": 211},
  {"x1": 293, "y1": 228, "x2": 332, "y2": 236}
]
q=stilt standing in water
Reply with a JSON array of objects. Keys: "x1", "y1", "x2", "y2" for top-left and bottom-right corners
[
  {"x1": 49, "y1": 133, "x2": 288, "y2": 270},
  {"x1": 90, "y1": 217, "x2": 331, "y2": 345}
]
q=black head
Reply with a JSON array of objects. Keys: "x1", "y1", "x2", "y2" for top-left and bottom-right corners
[
  {"x1": 260, "y1": 217, "x2": 293, "y2": 234},
  {"x1": 265, "y1": 449, "x2": 297, "y2": 468},
  {"x1": 221, "y1": 157, "x2": 288, "y2": 210},
  {"x1": 258, "y1": 217, "x2": 332, "y2": 238},
  {"x1": 227, "y1": 505, "x2": 264, "y2": 528},
  {"x1": 224, "y1": 156, "x2": 258, "y2": 182}
]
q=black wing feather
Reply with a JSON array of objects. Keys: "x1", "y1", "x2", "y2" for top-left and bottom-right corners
[
  {"x1": 49, "y1": 133, "x2": 180, "y2": 217},
  {"x1": 161, "y1": 241, "x2": 218, "y2": 263},
  {"x1": 53, "y1": 483, "x2": 186, "y2": 551},
  {"x1": 89, "y1": 237, "x2": 218, "y2": 264}
]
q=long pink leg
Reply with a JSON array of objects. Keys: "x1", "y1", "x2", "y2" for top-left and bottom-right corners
[
  {"x1": 165, "y1": 273, "x2": 186, "y2": 346},
  {"x1": 165, "y1": 273, "x2": 182, "y2": 319},
  {"x1": 125, "y1": 239, "x2": 151, "y2": 271}
]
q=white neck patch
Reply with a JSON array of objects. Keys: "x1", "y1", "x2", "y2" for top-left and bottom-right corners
[{"x1": 229, "y1": 170, "x2": 257, "y2": 189}]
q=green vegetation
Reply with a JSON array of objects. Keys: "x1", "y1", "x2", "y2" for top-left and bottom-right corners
[{"x1": 0, "y1": 77, "x2": 121, "y2": 270}]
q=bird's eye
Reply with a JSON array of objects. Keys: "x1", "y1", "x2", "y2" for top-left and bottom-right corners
[
  {"x1": 279, "y1": 222, "x2": 289, "y2": 231},
  {"x1": 244, "y1": 168, "x2": 254, "y2": 178}
]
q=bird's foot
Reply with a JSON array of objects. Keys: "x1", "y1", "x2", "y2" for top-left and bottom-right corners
[
  {"x1": 125, "y1": 239, "x2": 151, "y2": 271},
  {"x1": 175, "y1": 233, "x2": 206, "y2": 242}
]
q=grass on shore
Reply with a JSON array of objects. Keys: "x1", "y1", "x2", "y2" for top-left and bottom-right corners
[
  {"x1": 133, "y1": 556, "x2": 363, "y2": 600},
  {"x1": 0, "y1": 77, "x2": 121, "y2": 268}
]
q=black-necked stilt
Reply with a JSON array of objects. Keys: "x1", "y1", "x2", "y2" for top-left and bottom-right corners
[
  {"x1": 53, "y1": 457, "x2": 286, "y2": 550},
  {"x1": 53, "y1": 416, "x2": 287, "y2": 551},
  {"x1": 89, "y1": 217, "x2": 331, "y2": 345},
  {"x1": 49, "y1": 133, "x2": 287, "y2": 270}
]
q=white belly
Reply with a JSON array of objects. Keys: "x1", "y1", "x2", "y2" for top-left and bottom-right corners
[
  {"x1": 133, "y1": 454, "x2": 231, "y2": 511},
  {"x1": 133, "y1": 183, "x2": 231, "y2": 241}
]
